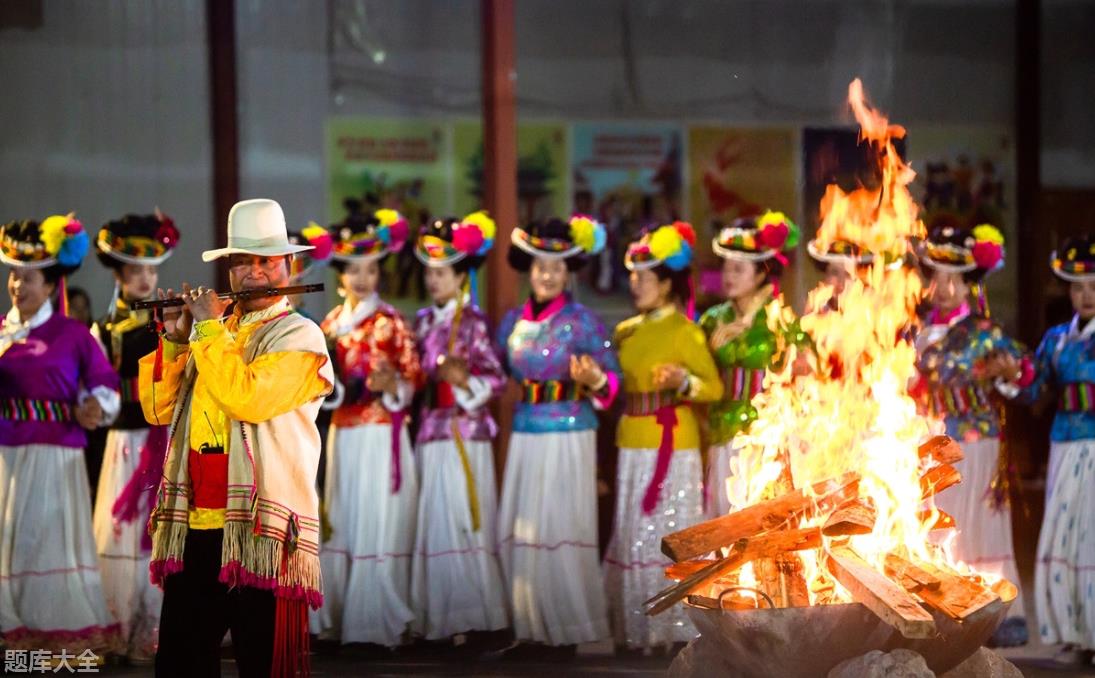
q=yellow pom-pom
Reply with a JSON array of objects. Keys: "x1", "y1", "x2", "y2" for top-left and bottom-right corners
[
  {"x1": 375, "y1": 209, "x2": 401, "y2": 227},
  {"x1": 972, "y1": 224, "x2": 1004, "y2": 246},
  {"x1": 648, "y1": 225, "x2": 681, "y2": 261},
  {"x1": 39, "y1": 214, "x2": 71, "y2": 256},
  {"x1": 569, "y1": 216, "x2": 595, "y2": 252},
  {"x1": 462, "y1": 210, "x2": 496, "y2": 240},
  {"x1": 757, "y1": 210, "x2": 789, "y2": 230},
  {"x1": 302, "y1": 222, "x2": 328, "y2": 239}
]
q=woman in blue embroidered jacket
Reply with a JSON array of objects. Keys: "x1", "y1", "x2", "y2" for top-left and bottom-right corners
[
  {"x1": 913, "y1": 222, "x2": 1033, "y2": 646},
  {"x1": 495, "y1": 216, "x2": 619, "y2": 658},
  {"x1": 1024, "y1": 233, "x2": 1095, "y2": 665}
]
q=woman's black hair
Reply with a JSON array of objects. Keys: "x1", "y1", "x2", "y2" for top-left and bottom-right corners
[
  {"x1": 506, "y1": 218, "x2": 587, "y2": 273},
  {"x1": 422, "y1": 217, "x2": 485, "y2": 274},
  {"x1": 650, "y1": 264, "x2": 692, "y2": 304}
]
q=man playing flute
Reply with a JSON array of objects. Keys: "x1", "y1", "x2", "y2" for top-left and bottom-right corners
[{"x1": 138, "y1": 198, "x2": 334, "y2": 678}]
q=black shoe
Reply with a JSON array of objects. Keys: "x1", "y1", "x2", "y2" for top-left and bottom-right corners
[{"x1": 494, "y1": 643, "x2": 577, "y2": 663}]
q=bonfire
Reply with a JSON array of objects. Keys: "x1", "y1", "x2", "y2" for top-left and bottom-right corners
[{"x1": 644, "y1": 80, "x2": 1016, "y2": 673}]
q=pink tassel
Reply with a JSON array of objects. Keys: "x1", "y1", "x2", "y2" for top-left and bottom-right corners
[{"x1": 687, "y1": 275, "x2": 696, "y2": 321}]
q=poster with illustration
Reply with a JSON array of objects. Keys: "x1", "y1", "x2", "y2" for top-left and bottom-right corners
[
  {"x1": 907, "y1": 126, "x2": 1017, "y2": 330},
  {"x1": 453, "y1": 121, "x2": 568, "y2": 223},
  {"x1": 689, "y1": 126, "x2": 798, "y2": 302},
  {"x1": 570, "y1": 123, "x2": 683, "y2": 297},
  {"x1": 326, "y1": 118, "x2": 452, "y2": 306}
]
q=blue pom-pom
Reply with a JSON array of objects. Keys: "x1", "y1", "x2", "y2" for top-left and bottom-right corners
[
  {"x1": 477, "y1": 237, "x2": 494, "y2": 256},
  {"x1": 57, "y1": 230, "x2": 89, "y2": 267},
  {"x1": 591, "y1": 224, "x2": 607, "y2": 255},
  {"x1": 663, "y1": 241, "x2": 693, "y2": 271},
  {"x1": 377, "y1": 226, "x2": 392, "y2": 244}
]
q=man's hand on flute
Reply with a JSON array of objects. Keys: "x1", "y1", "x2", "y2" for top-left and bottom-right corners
[
  {"x1": 182, "y1": 283, "x2": 230, "y2": 322},
  {"x1": 156, "y1": 287, "x2": 194, "y2": 343}
]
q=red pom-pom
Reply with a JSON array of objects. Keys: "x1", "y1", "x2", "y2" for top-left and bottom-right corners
[
  {"x1": 673, "y1": 221, "x2": 696, "y2": 247},
  {"x1": 452, "y1": 225, "x2": 484, "y2": 254},
  {"x1": 972, "y1": 241, "x2": 1002, "y2": 270},
  {"x1": 64, "y1": 218, "x2": 83, "y2": 235},
  {"x1": 388, "y1": 219, "x2": 409, "y2": 248},
  {"x1": 155, "y1": 219, "x2": 180, "y2": 249},
  {"x1": 757, "y1": 222, "x2": 789, "y2": 250}
]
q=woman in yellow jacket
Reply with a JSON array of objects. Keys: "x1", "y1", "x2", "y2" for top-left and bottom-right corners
[{"x1": 602, "y1": 221, "x2": 723, "y2": 652}]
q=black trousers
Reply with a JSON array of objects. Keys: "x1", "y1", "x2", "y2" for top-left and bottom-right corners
[{"x1": 156, "y1": 529, "x2": 275, "y2": 678}]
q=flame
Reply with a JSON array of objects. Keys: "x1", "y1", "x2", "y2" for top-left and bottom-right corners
[{"x1": 725, "y1": 79, "x2": 976, "y2": 603}]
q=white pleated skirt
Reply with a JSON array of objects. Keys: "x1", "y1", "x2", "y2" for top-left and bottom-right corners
[
  {"x1": 91, "y1": 429, "x2": 161, "y2": 659},
  {"x1": 1034, "y1": 438, "x2": 1095, "y2": 649},
  {"x1": 704, "y1": 438, "x2": 741, "y2": 519},
  {"x1": 410, "y1": 438, "x2": 508, "y2": 639},
  {"x1": 1, "y1": 444, "x2": 120, "y2": 652},
  {"x1": 497, "y1": 430, "x2": 608, "y2": 645},
  {"x1": 311, "y1": 422, "x2": 417, "y2": 646},
  {"x1": 603, "y1": 447, "x2": 705, "y2": 649},
  {"x1": 929, "y1": 436, "x2": 1024, "y2": 620}
]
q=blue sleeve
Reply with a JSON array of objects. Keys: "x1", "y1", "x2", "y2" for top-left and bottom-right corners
[
  {"x1": 1020, "y1": 327, "x2": 1060, "y2": 403},
  {"x1": 580, "y1": 307, "x2": 621, "y2": 379},
  {"x1": 495, "y1": 308, "x2": 518, "y2": 375}
]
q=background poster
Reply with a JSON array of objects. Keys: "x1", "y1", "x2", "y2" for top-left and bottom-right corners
[
  {"x1": 453, "y1": 121, "x2": 569, "y2": 223},
  {"x1": 325, "y1": 118, "x2": 452, "y2": 307},
  {"x1": 907, "y1": 126, "x2": 1017, "y2": 331},
  {"x1": 689, "y1": 126, "x2": 798, "y2": 304},
  {"x1": 570, "y1": 123, "x2": 683, "y2": 300}
]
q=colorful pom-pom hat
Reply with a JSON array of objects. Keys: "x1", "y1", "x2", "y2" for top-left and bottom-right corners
[
  {"x1": 414, "y1": 211, "x2": 496, "y2": 268},
  {"x1": 1051, "y1": 234, "x2": 1095, "y2": 283},
  {"x1": 96, "y1": 209, "x2": 180, "y2": 266},
  {"x1": 921, "y1": 222, "x2": 1005, "y2": 281},
  {"x1": 510, "y1": 214, "x2": 607, "y2": 260},
  {"x1": 328, "y1": 208, "x2": 409, "y2": 263},
  {"x1": 624, "y1": 221, "x2": 697, "y2": 272},
  {"x1": 1, "y1": 214, "x2": 89, "y2": 271},
  {"x1": 713, "y1": 211, "x2": 800, "y2": 262}
]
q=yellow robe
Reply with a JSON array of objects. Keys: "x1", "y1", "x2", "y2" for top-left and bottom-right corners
[
  {"x1": 615, "y1": 304, "x2": 723, "y2": 450},
  {"x1": 139, "y1": 300, "x2": 330, "y2": 529}
]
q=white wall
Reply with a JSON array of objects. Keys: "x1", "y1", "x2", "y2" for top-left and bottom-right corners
[{"x1": 0, "y1": 0, "x2": 214, "y2": 312}]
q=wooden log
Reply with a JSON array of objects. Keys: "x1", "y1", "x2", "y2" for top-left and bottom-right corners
[
  {"x1": 918, "y1": 435, "x2": 964, "y2": 465},
  {"x1": 645, "y1": 527, "x2": 822, "y2": 616},
  {"x1": 661, "y1": 472, "x2": 859, "y2": 562},
  {"x1": 824, "y1": 545, "x2": 937, "y2": 639},
  {"x1": 665, "y1": 560, "x2": 713, "y2": 581},
  {"x1": 917, "y1": 508, "x2": 955, "y2": 531},
  {"x1": 901, "y1": 556, "x2": 1001, "y2": 623},
  {"x1": 920, "y1": 463, "x2": 961, "y2": 501},
  {"x1": 883, "y1": 553, "x2": 942, "y2": 591},
  {"x1": 775, "y1": 554, "x2": 812, "y2": 607},
  {"x1": 823, "y1": 498, "x2": 877, "y2": 536}
]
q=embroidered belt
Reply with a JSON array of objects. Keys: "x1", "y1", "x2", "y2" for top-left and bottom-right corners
[
  {"x1": 624, "y1": 390, "x2": 680, "y2": 416},
  {"x1": 723, "y1": 366, "x2": 766, "y2": 401},
  {"x1": 623, "y1": 390, "x2": 683, "y2": 515},
  {"x1": 0, "y1": 398, "x2": 72, "y2": 422},
  {"x1": 1059, "y1": 383, "x2": 1095, "y2": 413},
  {"x1": 119, "y1": 376, "x2": 141, "y2": 403},
  {"x1": 930, "y1": 384, "x2": 991, "y2": 417},
  {"x1": 519, "y1": 379, "x2": 582, "y2": 404}
]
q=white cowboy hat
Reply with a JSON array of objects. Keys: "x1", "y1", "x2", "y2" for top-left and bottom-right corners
[{"x1": 201, "y1": 198, "x2": 315, "y2": 262}]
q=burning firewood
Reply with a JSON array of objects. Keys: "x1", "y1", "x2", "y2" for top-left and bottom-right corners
[
  {"x1": 644, "y1": 527, "x2": 822, "y2": 616},
  {"x1": 887, "y1": 554, "x2": 1001, "y2": 623},
  {"x1": 824, "y1": 545, "x2": 937, "y2": 639},
  {"x1": 823, "y1": 498, "x2": 877, "y2": 536},
  {"x1": 660, "y1": 472, "x2": 860, "y2": 562},
  {"x1": 917, "y1": 435, "x2": 964, "y2": 466},
  {"x1": 917, "y1": 508, "x2": 955, "y2": 531},
  {"x1": 920, "y1": 463, "x2": 961, "y2": 500}
]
